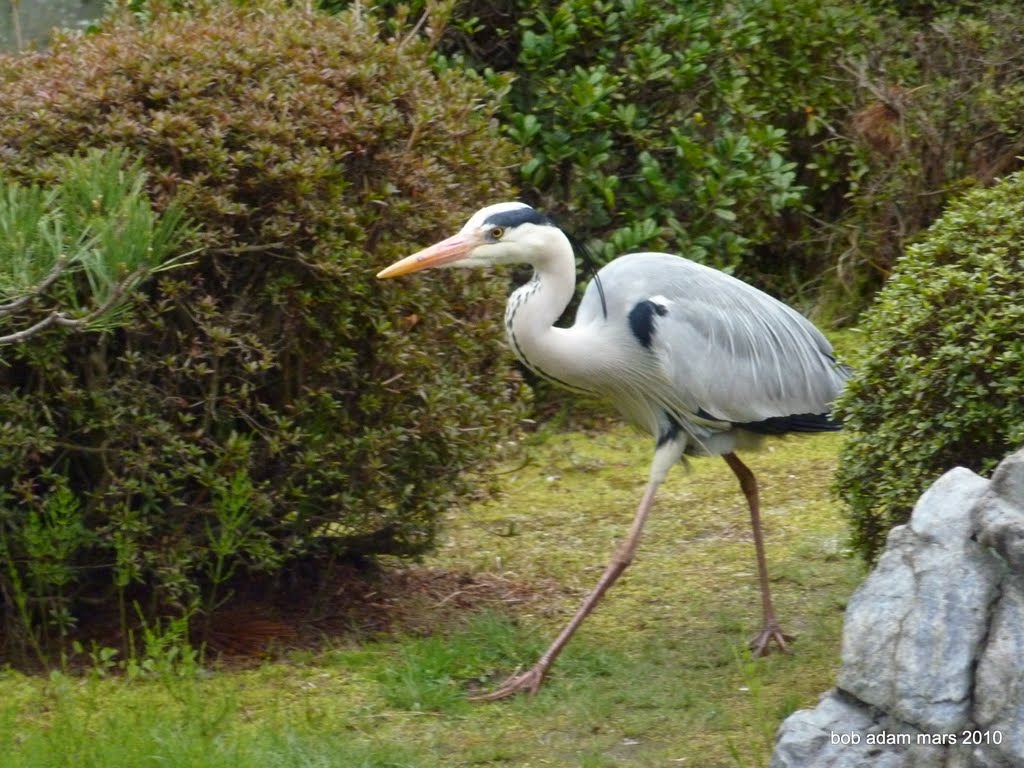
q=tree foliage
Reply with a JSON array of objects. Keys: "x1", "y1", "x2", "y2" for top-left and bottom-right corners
[
  {"x1": 427, "y1": 0, "x2": 870, "y2": 283},
  {"x1": 828, "y1": 2, "x2": 1024, "y2": 318},
  {"x1": 347, "y1": 0, "x2": 1024, "y2": 319}
]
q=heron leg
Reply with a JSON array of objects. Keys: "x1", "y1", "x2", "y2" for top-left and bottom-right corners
[
  {"x1": 472, "y1": 480, "x2": 660, "y2": 702},
  {"x1": 722, "y1": 452, "x2": 793, "y2": 656}
]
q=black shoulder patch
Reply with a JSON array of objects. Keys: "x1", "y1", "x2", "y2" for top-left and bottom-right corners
[
  {"x1": 628, "y1": 300, "x2": 668, "y2": 350},
  {"x1": 483, "y1": 206, "x2": 553, "y2": 230}
]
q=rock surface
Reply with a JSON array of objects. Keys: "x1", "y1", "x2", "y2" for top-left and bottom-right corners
[{"x1": 771, "y1": 448, "x2": 1024, "y2": 768}]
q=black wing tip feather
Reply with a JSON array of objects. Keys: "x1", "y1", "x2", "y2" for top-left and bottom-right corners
[
  {"x1": 694, "y1": 407, "x2": 842, "y2": 435},
  {"x1": 734, "y1": 411, "x2": 843, "y2": 435}
]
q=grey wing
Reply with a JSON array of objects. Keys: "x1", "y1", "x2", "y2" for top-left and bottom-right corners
[{"x1": 577, "y1": 252, "x2": 850, "y2": 426}]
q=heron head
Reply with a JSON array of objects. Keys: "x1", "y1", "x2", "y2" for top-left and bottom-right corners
[{"x1": 376, "y1": 202, "x2": 556, "y2": 279}]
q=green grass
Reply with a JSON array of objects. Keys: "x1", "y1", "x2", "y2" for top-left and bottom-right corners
[{"x1": 0, "y1": 424, "x2": 864, "y2": 768}]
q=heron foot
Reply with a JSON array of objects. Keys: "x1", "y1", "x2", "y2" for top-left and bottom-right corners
[
  {"x1": 469, "y1": 663, "x2": 549, "y2": 702},
  {"x1": 749, "y1": 623, "x2": 794, "y2": 657}
]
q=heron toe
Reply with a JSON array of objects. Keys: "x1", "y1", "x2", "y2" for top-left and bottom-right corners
[
  {"x1": 470, "y1": 664, "x2": 548, "y2": 702},
  {"x1": 749, "y1": 624, "x2": 795, "y2": 657}
]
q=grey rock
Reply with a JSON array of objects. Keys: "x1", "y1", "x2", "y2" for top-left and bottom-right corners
[
  {"x1": 967, "y1": 745, "x2": 1019, "y2": 768},
  {"x1": 838, "y1": 468, "x2": 1000, "y2": 734},
  {"x1": 972, "y1": 449, "x2": 1024, "y2": 572},
  {"x1": 970, "y1": 449, "x2": 1024, "y2": 767},
  {"x1": 973, "y1": 576, "x2": 1024, "y2": 761},
  {"x1": 770, "y1": 690, "x2": 945, "y2": 768},
  {"x1": 772, "y1": 449, "x2": 1024, "y2": 768}
]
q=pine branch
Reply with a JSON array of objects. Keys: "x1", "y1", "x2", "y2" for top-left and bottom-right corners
[{"x1": 0, "y1": 267, "x2": 148, "y2": 345}]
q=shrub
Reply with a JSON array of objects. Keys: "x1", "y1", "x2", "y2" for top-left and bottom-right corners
[
  {"x1": 834, "y1": 172, "x2": 1024, "y2": 562},
  {"x1": 0, "y1": 1, "x2": 520, "y2": 660},
  {"x1": 362, "y1": 0, "x2": 1024, "y2": 320},
  {"x1": 428, "y1": 0, "x2": 872, "y2": 280}
]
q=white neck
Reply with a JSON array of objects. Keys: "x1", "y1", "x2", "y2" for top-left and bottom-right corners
[{"x1": 503, "y1": 230, "x2": 599, "y2": 394}]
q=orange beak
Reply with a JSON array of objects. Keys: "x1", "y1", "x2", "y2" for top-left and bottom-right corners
[{"x1": 376, "y1": 233, "x2": 478, "y2": 279}]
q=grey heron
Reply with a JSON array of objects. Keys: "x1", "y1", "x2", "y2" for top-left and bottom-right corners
[{"x1": 377, "y1": 202, "x2": 851, "y2": 701}]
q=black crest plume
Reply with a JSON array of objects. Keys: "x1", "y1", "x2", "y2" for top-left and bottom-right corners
[{"x1": 565, "y1": 230, "x2": 607, "y2": 320}]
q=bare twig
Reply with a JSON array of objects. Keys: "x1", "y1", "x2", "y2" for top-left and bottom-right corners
[
  {"x1": 11, "y1": 0, "x2": 23, "y2": 53},
  {"x1": 0, "y1": 256, "x2": 71, "y2": 314},
  {"x1": 398, "y1": 9, "x2": 430, "y2": 52},
  {"x1": 0, "y1": 313, "x2": 63, "y2": 344},
  {"x1": 208, "y1": 242, "x2": 285, "y2": 256},
  {"x1": 0, "y1": 267, "x2": 148, "y2": 345}
]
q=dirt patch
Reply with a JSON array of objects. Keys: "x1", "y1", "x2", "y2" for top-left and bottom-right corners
[
  {"x1": 0, "y1": 562, "x2": 565, "y2": 671},
  {"x1": 201, "y1": 564, "x2": 563, "y2": 663}
]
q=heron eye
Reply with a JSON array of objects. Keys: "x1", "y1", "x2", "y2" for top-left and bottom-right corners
[{"x1": 490, "y1": 226, "x2": 505, "y2": 240}]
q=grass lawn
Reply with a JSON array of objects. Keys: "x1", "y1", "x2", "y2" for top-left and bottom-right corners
[{"x1": 0, "y1": 421, "x2": 864, "y2": 768}]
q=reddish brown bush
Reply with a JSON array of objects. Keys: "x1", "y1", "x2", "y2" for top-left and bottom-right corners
[{"x1": 0, "y1": 1, "x2": 521, "y2": 660}]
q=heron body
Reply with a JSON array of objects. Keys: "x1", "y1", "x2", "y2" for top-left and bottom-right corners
[{"x1": 377, "y1": 201, "x2": 851, "y2": 700}]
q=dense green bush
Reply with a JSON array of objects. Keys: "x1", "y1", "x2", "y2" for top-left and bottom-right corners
[
  {"x1": 492, "y1": 1, "x2": 1024, "y2": 315},
  {"x1": 353, "y1": 0, "x2": 1024, "y2": 319},
  {"x1": 429, "y1": 0, "x2": 872, "y2": 280},
  {"x1": 0, "y1": 1, "x2": 520, "y2": 660},
  {"x1": 320, "y1": 2, "x2": 835, "y2": 268},
  {"x1": 834, "y1": 173, "x2": 1024, "y2": 562},
  {"x1": 356, "y1": 0, "x2": 872, "y2": 296}
]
